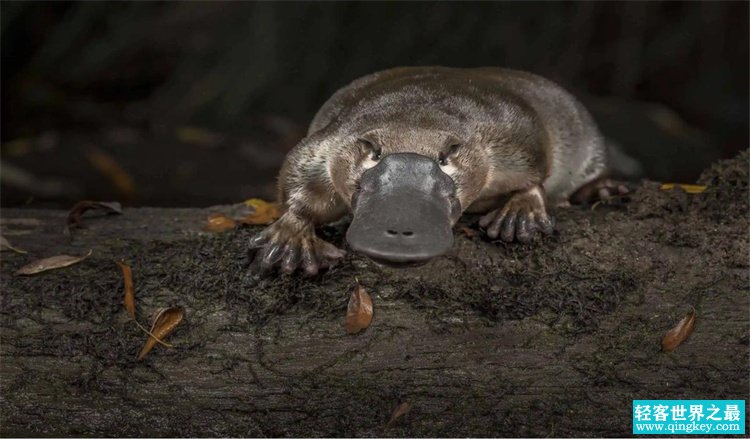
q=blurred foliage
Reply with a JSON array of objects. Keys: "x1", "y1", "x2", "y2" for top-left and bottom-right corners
[
  {"x1": 2, "y1": 2, "x2": 748, "y2": 137},
  {"x1": 1, "y1": 2, "x2": 748, "y2": 149}
]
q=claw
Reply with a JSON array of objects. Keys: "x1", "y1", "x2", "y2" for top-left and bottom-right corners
[
  {"x1": 247, "y1": 216, "x2": 345, "y2": 276},
  {"x1": 259, "y1": 244, "x2": 284, "y2": 271},
  {"x1": 280, "y1": 245, "x2": 301, "y2": 273},
  {"x1": 499, "y1": 211, "x2": 516, "y2": 242},
  {"x1": 301, "y1": 245, "x2": 318, "y2": 276},
  {"x1": 485, "y1": 211, "x2": 502, "y2": 239},
  {"x1": 571, "y1": 177, "x2": 632, "y2": 204},
  {"x1": 478, "y1": 212, "x2": 494, "y2": 229},
  {"x1": 318, "y1": 241, "x2": 347, "y2": 260},
  {"x1": 248, "y1": 233, "x2": 268, "y2": 249},
  {"x1": 481, "y1": 186, "x2": 554, "y2": 243},
  {"x1": 516, "y1": 215, "x2": 531, "y2": 242},
  {"x1": 538, "y1": 215, "x2": 554, "y2": 235}
]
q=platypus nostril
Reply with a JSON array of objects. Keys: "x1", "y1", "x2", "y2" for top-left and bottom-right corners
[
  {"x1": 386, "y1": 230, "x2": 398, "y2": 236},
  {"x1": 402, "y1": 231, "x2": 414, "y2": 236}
]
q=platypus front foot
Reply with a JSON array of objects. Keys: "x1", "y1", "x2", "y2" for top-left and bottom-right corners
[
  {"x1": 248, "y1": 214, "x2": 346, "y2": 276},
  {"x1": 479, "y1": 186, "x2": 554, "y2": 243}
]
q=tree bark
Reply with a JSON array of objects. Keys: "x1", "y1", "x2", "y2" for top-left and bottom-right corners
[{"x1": 1, "y1": 155, "x2": 748, "y2": 437}]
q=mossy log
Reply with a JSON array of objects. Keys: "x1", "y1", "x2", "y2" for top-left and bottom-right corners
[{"x1": 1, "y1": 153, "x2": 748, "y2": 437}]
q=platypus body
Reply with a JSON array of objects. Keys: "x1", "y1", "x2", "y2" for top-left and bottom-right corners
[{"x1": 249, "y1": 67, "x2": 629, "y2": 275}]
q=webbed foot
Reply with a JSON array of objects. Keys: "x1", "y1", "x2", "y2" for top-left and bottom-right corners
[
  {"x1": 570, "y1": 178, "x2": 630, "y2": 204},
  {"x1": 248, "y1": 213, "x2": 346, "y2": 276},
  {"x1": 479, "y1": 186, "x2": 554, "y2": 242}
]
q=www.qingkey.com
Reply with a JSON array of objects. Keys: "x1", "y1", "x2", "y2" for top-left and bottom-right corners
[{"x1": 635, "y1": 422, "x2": 743, "y2": 434}]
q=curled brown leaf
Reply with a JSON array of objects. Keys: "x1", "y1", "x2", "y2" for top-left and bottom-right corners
[
  {"x1": 345, "y1": 281, "x2": 373, "y2": 334},
  {"x1": 662, "y1": 308, "x2": 696, "y2": 352},
  {"x1": 117, "y1": 261, "x2": 135, "y2": 319},
  {"x1": 1, "y1": 235, "x2": 27, "y2": 254},
  {"x1": 387, "y1": 401, "x2": 411, "y2": 428},
  {"x1": 204, "y1": 213, "x2": 237, "y2": 232},
  {"x1": 137, "y1": 307, "x2": 184, "y2": 360},
  {"x1": 240, "y1": 198, "x2": 281, "y2": 225},
  {"x1": 15, "y1": 249, "x2": 93, "y2": 275},
  {"x1": 66, "y1": 200, "x2": 122, "y2": 233}
]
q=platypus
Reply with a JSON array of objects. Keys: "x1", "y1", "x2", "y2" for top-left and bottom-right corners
[{"x1": 248, "y1": 67, "x2": 634, "y2": 275}]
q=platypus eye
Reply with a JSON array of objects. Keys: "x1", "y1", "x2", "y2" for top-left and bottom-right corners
[
  {"x1": 438, "y1": 144, "x2": 461, "y2": 166},
  {"x1": 359, "y1": 138, "x2": 382, "y2": 161}
]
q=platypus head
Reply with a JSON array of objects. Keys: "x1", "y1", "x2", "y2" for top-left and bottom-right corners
[{"x1": 346, "y1": 152, "x2": 462, "y2": 267}]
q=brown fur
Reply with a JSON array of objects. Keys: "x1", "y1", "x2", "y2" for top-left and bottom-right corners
[{"x1": 251, "y1": 67, "x2": 610, "y2": 274}]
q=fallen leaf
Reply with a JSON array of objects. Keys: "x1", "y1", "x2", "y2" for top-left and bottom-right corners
[
  {"x1": 15, "y1": 249, "x2": 92, "y2": 275},
  {"x1": 387, "y1": 401, "x2": 411, "y2": 427},
  {"x1": 345, "y1": 282, "x2": 373, "y2": 334},
  {"x1": 66, "y1": 200, "x2": 122, "y2": 232},
  {"x1": 659, "y1": 183, "x2": 706, "y2": 194},
  {"x1": 662, "y1": 308, "x2": 696, "y2": 352},
  {"x1": 176, "y1": 126, "x2": 222, "y2": 146},
  {"x1": 461, "y1": 227, "x2": 479, "y2": 238},
  {"x1": 204, "y1": 213, "x2": 237, "y2": 232},
  {"x1": 117, "y1": 261, "x2": 135, "y2": 319},
  {"x1": 0, "y1": 235, "x2": 27, "y2": 254},
  {"x1": 241, "y1": 198, "x2": 281, "y2": 225},
  {"x1": 85, "y1": 147, "x2": 136, "y2": 201},
  {"x1": 137, "y1": 307, "x2": 184, "y2": 360}
]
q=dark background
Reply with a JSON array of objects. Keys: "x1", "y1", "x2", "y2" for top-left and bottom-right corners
[{"x1": 1, "y1": 1, "x2": 747, "y2": 208}]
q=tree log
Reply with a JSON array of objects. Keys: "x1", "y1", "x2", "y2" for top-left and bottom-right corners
[{"x1": 1, "y1": 153, "x2": 748, "y2": 437}]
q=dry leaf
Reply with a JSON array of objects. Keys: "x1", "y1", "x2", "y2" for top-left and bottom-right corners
[
  {"x1": 0, "y1": 235, "x2": 27, "y2": 254},
  {"x1": 387, "y1": 401, "x2": 411, "y2": 428},
  {"x1": 137, "y1": 307, "x2": 184, "y2": 360},
  {"x1": 117, "y1": 261, "x2": 135, "y2": 319},
  {"x1": 659, "y1": 183, "x2": 706, "y2": 194},
  {"x1": 345, "y1": 282, "x2": 373, "y2": 334},
  {"x1": 662, "y1": 308, "x2": 696, "y2": 352},
  {"x1": 15, "y1": 249, "x2": 92, "y2": 275},
  {"x1": 85, "y1": 147, "x2": 136, "y2": 201},
  {"x1": 66, "y1": 200, "x2": 122, "y2": 232},
  {"x1": 241, "y1": 198, "x2": 281, "y2": 225},
  {"x1": 204, "y1": 213, "x2": 237, "y2": 232}
]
